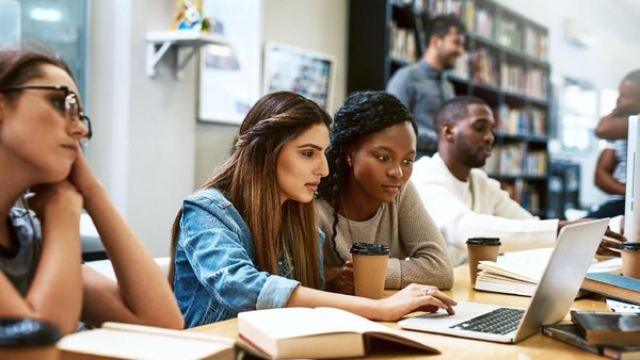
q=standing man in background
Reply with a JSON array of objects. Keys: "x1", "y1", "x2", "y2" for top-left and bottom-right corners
[{"x1": 386, "y1": 15, "x2": 466, "y2": 159}]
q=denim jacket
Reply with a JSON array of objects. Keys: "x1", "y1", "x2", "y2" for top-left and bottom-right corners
[{"x1": 173, "y1": 188, "x2": 325, "y2": 328}]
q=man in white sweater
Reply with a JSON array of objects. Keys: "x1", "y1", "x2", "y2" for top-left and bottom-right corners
[{"x1": 412, "y1": 96, "x2": 623, "y2": 265}]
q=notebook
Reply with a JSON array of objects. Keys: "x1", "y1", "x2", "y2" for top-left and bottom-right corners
[{"x1": 398, "y1": 218, "x2": 610, "y2": 344}]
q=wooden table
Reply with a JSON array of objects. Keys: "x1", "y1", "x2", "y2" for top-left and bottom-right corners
[{"x1": 189, "y1": 266, "x2": 608, "y2": 359}]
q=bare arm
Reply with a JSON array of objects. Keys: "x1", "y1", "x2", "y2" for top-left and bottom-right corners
[
  {"x1": 70, "y1": 153, "x2": 183, "y2": 329},
  {"x1": 595, "y1": 113, "x2": 629, "y2": 140},
  {"x1": 287, "y1": 283, "x2": 457, "y2": 322},
  {"x1": 594, "y1": 148, "x2": 625, "y2": 195},
  {"x1": 0, "y1": 182, "x2": 84, "y2": 335}
]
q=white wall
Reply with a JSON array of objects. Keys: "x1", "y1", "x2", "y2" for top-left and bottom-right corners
[
  {"x1": 194, "y1": 0, "x2": 348, "y2": 185},
  {"x1": 90, "y1": 0, "x2": 196, "y2": 256},
  {"x1": 493, "y1": 0, "x2": 640, "y2": 208},
  {"x1": 89, "y1": 0, "x2": 347, "y2": 255}
]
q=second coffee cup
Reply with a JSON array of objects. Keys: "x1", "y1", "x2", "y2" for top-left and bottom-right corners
[
  {"x1": 351, "y1": 243, "x2": 390, "y2": 299},
  {"x1": 466, "y1": 237, "x2": 501, "y2": 286},
  {"x1": 621, "y1": 243, "x2": 640, "y2": 279}
]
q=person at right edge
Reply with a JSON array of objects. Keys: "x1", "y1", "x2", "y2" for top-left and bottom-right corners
[
  {"x1": 588, "y1": 69, "x2": 640, "y2": 218},
  {"x1": 386, "y1": 15, "x2": 466, "y2": 159}
]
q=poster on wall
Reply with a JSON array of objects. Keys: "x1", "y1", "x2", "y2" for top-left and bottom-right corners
[
  {"x1": 263, "y1": 42, "x2": 335, "y2": 111},
  {"x1": 199, "y1": 0, "x2": 262, "y2": 124}
]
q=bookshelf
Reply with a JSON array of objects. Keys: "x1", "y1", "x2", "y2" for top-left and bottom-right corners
[{"x1": 347, "y1": 0, "x2": 551, "y2": 218}]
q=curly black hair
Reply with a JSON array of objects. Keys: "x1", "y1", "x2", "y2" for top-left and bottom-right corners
[{"x1": 317, "y1": 91, "x2": 416, "y2": 262}]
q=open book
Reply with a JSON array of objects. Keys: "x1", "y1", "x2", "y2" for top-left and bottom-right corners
[
  {"x1": 57, "y1": 322, "x2": 235, "y2": 360},
  {"x1": 475, "y1": 248, "x2": 622, "y2": 297},
  {"x1": 238, "y1": 307, "x2": 439, "y2": 359}
]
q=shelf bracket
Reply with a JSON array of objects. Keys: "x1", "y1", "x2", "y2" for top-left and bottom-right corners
[{"x1": 147, "y1": 41, "x2": 173, "y2": 78}]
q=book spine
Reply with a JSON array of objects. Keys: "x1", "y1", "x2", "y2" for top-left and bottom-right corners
[
  {"x1": 581, "y1": 279, "x2": 640, "y2": 304},
  {"x1": 570, "y1": 312, "x2": 590, "y2": 340},
  {"x1": 542, "y1": 326, "x2": 600, "y2": 355}
]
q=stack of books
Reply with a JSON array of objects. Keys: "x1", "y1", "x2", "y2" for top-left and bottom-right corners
[
  {"x1": 543, "y1": 311, "x2": 640, "y2": 359},
  {"x1": 474, "y1": 248, "x2": 622, "y2": 297}
]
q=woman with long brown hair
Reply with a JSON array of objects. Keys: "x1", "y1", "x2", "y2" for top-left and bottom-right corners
[{"x1": 170, "y1": 91, "x2": 457, "y2": 328}]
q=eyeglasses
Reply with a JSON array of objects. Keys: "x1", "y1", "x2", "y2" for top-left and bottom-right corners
[{"x1": 0, "y1": 85, "x2": 93, "y2": 145}]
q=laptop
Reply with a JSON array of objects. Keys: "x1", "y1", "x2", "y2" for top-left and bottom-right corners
[{"x1": 398, "y1": 218, "x2": 610, "y2": 343}]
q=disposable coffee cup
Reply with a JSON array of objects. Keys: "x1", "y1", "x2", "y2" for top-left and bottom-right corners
[
  {"x1": 466, "y1": 237, "x2": 501, "y2": 286},
  {"x1": 0, "y1": 318, "x2": 61, "y2": 360},
  {"x1": 351, "y1": 243, "x2": 390, "y2": 299},
  {"x1": 621, "y1": 243, "x2": 640, "y2": 279}
]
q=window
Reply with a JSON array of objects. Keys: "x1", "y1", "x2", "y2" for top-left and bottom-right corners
[
  {"x1": 1, "y1": 0, "x2": 89, "y2": 101},
  {"x1": 558, "y1": 78, "x2": 598, "y2": 152}
]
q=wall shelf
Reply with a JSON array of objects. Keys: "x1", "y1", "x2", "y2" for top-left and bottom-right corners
[{"x1": 146, "y1": 31, "x2": 227, "y2": 79}]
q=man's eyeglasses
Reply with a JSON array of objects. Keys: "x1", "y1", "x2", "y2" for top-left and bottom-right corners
[{"x1": 0, "y1": 85, "x2": 92, "y2": 145}]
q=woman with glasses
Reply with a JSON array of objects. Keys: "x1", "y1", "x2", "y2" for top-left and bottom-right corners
[
  {"x1": 0, "y1": 48, "x2": 183, "y2": 334},
  {"x1": 169, "y1": 91, "x2": 456, "y2": 328}
]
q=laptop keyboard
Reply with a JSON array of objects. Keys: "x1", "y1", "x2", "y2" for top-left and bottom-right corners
[{"x1": 450, "y1": 308, "x2": 525, "y2": 335}]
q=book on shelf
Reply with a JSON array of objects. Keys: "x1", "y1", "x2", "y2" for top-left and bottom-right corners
[
  {"x1": 475, "y1": 5, "x2": 496, "y2": 40},
  {"x1": 57, "y1": 322, "x2": 235, "y2": 360},
  {"x1": 428, "y1": 0, "x2": 476, "y2": 30},
  {"x1": 501, "y1": 63, "x2": 526, "y2": 94},
  {"x1": 524, "y1": 26, "x2": 548, "y2": 60},
  {"x1": 543, "y1": 323, "x2": 640, "y2": 359},
  {"x1": 471, "y1": 47, "x2": 498, "y2": 86},
  {"x1": 581, "y1": 273, "x2": 640, "y2": 305},
  {"x1": 496, "y1": 105, "x2": 546, "y2": 136},
  {"x1": 389, "y1": 21, "x2": 417, "y2": 63},
  {"x1": 497, "y1": 16, "x2": 521, "y2": 50},
  {"x1": 571, "y1": 311, "x2": 640, "y2": 346},
  {"x1": 475, "y1": 248, "x2": 622, "y2": 297},
  {"x1": 238, "y1": 307, "x2": 439, "y2": 359}
]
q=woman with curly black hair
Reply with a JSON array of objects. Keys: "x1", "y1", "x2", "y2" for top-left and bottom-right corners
[{"x1": 317, "y1": 91, "x2": 453, "y2": 295}]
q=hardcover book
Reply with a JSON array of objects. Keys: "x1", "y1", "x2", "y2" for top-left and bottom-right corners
[
  {"x1": 571, "y1": 311, "x2": 640, "y2": 346},
  {"x1": 543, "y1": 323, "x2": 640, "y2": 359},
  {"x1": 581, "y1": 273, "x2": 640, "y2": 304},
  {"x1": 57, "y1": 322, "x2": 235, "y2": 360},
  {"x1": 542, "y1": 324, "x2": 600, "y2": 355},
  {"x1": 238, "y1": 307, "x2": 439, "y2": 359}
]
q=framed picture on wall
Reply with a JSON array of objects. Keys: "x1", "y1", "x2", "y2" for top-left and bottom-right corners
[
  {"x1": 199, "y1": 0, "x2": 262, "y2": 124},
  {"x1": 263, "y1": 42, "x2": 335, "y2": 111}
]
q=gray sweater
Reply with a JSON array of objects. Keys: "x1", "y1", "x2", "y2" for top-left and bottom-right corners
[{"x1": 317, "y1": 181, "x2": 453, "y2": 290}]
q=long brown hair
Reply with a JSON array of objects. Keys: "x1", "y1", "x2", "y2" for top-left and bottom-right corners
[{"x1": 169, "y1": 91, "x2": 331, "y2": 289}]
